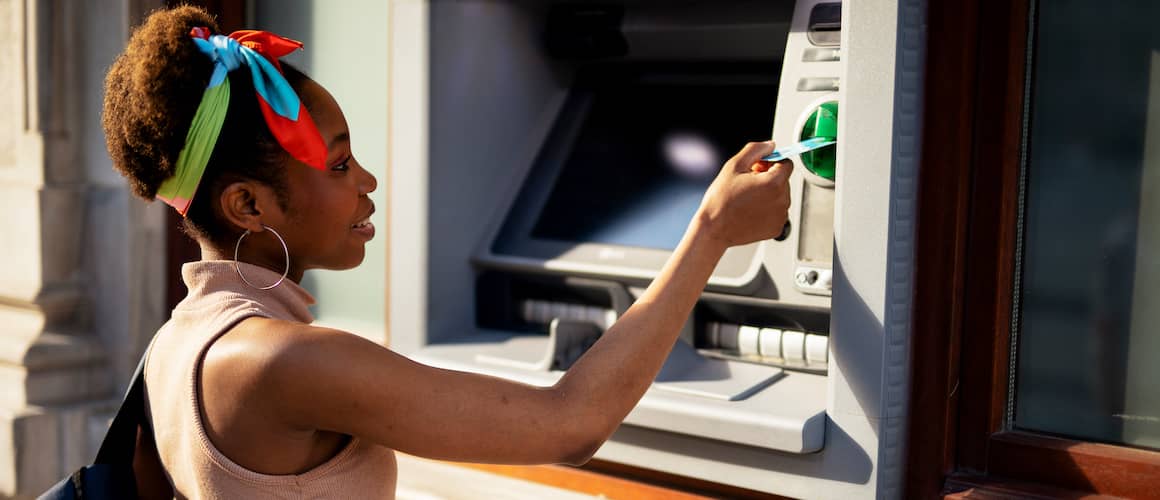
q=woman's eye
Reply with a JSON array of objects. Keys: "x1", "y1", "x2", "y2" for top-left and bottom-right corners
[{"x1": 332, "y1": 158, "x2": 351, "y2": 172}]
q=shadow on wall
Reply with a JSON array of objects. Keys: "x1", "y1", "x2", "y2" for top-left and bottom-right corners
[
  {"x1": 252, "y1": 1, "x2": 315, "y2": 73},
  {"x1": 828, "y1": 253, "x2": 887, "y2": 439}
]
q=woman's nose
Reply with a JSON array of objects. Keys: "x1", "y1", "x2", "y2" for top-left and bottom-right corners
[{"x1": 360, "y1": 165, "x2": 378, "y2": 195}]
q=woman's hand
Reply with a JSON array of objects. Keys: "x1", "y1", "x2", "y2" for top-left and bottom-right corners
[{"x1": 694, "y1": 141, "x2": 793, "y2": 249}]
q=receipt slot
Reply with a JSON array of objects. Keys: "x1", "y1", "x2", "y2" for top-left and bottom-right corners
[{"x1": 388, "y1": 0, "x2": 923, "y2": 496}]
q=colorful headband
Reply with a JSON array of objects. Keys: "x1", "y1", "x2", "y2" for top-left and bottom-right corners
[{"x1": 155, "y1": 27, "x2": 327, "y2": 216}]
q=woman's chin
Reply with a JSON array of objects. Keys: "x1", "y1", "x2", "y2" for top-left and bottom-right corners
[
  {"x1": 318, "y1": 249, "x2": 367, "y2": 271},
  {"x1": 340, "y1": 252, "x2": 367, "y2": 270}
]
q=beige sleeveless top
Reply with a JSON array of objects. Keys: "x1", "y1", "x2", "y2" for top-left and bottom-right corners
[{"x1": 145, "y1": 261, "x2": 397, "y2": 499}]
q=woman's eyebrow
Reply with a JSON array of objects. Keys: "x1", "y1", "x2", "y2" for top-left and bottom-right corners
[{"x1": 328, "y1": 131, "x2": 350, "y2": 150}]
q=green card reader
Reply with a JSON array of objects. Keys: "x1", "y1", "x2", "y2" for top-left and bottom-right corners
[{"x1": 799, "y1": 101, "x2": 838, "y2": 181}]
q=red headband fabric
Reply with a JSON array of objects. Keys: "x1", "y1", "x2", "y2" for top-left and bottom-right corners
[{"x1": 197, "y1": 28, "x2": 328, "y2": 170}]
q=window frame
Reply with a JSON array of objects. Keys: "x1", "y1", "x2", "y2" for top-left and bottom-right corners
[{"x1": 906, "y1": 0, "x2": 1160, "y2": 497}]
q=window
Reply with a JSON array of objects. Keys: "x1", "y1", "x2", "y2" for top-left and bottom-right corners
[
  {"x1": 907, "y1": 0, "x2": 1160, "y2": 497},
  {"x1": 1013, "y1": 0, "x2": 1160, "y2": 450}
]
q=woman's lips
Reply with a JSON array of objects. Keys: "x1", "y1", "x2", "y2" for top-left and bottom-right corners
[{"x1": 351, "y1": 217, "x2": 375, "y2": 240}]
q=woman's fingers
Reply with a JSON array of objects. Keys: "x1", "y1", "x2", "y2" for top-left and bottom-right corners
[{"x1": 729, "y1": 141, "x2": 777, "y2": 173}]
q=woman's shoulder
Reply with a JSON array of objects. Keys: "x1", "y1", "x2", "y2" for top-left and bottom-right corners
[
  {"x1": 203, "y1": 318, "x2": 380, "y2": 400},
  {"x1": 206, "y1": 317, "x2": 356, "y2": 378},
  {"x1": 201, "y1": 317, "x2": 393, "y2": 431}
]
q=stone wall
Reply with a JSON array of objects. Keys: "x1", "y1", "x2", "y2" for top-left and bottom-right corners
[{"x1": 0, "y1": 1, "x2": 165, "y2": 497}]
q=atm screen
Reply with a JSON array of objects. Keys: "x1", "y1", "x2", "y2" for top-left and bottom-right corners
[
  {"x1": 531, "y1": 75, "x2": 779, "y2": 251},
  {"x1": 487, "y1": 67, "x2": 777, "y2": 288}
]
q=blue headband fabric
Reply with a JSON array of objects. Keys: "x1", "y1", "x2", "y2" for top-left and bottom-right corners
[{"x1": 192, "y1": 34, "x2": 301, "y2": 120}]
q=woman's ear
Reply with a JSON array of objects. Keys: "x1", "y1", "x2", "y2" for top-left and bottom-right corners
[{"x1": 218, "y1": 181, "x2": 282, "y2": 233}]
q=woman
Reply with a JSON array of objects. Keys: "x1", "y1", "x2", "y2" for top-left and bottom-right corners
[{"x1": 105, "y1": 6, "x2": 792, "y2": 499}]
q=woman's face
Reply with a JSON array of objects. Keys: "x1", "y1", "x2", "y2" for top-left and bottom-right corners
[{"x1": 270, "y1": 79, "x2": 378, "y2": 274}]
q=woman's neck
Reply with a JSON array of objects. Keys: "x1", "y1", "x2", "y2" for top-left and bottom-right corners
[{"x1": 198, "y1": 241, "x2": 306, "y2": 283}]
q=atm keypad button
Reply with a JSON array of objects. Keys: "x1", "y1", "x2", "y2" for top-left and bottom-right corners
[
  {"x1": 759, "y1": 328, "x2": 783, "y2": 358},
  {"x1": 549, "y1": 302, "x2": 570, "y2": 322},
  {"x1": 738, "y1": 326, "x2": 761, "y2": 356},
  {"x1": 717, "y1": 323, "x2": 740, "y2": 351},
  {"x1": 534, "y1": 301, "x2": 553, "y2": 324},
  {"x1": 584, "y1": 307, "x2": 605, "y2": 328},
  {"x1": 602, "y1": 309, "x2": 618, "y2": 330},
  {"x1": 566, "y1": 304, "x2": 587, "y2": 322},
  {"x1": 781, "y1": 331, "x2": 807, "y2": 362},
  {"x1": 806, "y1": 334, "x2": 829, "y2": 365}
]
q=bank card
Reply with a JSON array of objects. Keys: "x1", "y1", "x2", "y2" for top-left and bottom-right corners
[{"x1": 761, "y1": 137, "x2": 836, "y2": 163}]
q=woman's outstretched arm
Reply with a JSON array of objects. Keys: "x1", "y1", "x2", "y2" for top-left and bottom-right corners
[{"x1": 253, "y1": 141, "x2": 792, "y2": 465}]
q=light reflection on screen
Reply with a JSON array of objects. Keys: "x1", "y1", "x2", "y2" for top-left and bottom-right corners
[{"x1": 664, "y1": 132, "x2": 722, "y2": 179}]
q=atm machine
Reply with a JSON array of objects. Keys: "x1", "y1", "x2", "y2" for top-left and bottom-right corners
[{"x1": 388, "y1": 1, "x2": 921, "y2": 497}]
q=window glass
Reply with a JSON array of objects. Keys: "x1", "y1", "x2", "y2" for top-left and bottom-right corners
[{"x1": 1013, "y1": 0, "x2": 1160, "y2": 449}]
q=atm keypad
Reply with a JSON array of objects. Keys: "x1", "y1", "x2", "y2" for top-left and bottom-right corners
[
  {"x1": 705, "y1": 322, "x2": 829, "y2": 371},
  {"x1": 520, "y1": 299, "x2": 618, "y2": 330}
]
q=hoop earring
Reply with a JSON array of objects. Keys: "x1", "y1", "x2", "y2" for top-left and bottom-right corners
[{"x1": 234, "y1": 224, "x2": 290, "y2": 290}]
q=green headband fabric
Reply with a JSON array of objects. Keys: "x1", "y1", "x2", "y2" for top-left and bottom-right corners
[{"x1": 155, "y1": 81, "x2": 230, "y2": 215}]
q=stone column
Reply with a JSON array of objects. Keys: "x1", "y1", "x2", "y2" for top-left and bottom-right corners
[{"x1": 0, "y1": 1, "x2": 165, "y2": 497}]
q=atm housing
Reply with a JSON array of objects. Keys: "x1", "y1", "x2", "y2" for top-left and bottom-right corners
[
  {"x1": 410, "y1": 0, "x2": 842, "y2": 456},
  {"x1": 390, "y1": 0, "x2": 921, "y2": 494}
]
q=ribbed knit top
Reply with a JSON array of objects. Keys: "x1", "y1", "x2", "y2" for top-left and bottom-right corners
[{"x1": 144, "y1": 261, "x2": 396, "y2": 499}]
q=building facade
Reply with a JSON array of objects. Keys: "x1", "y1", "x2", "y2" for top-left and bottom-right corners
[{"x1": 2, "y1": 1, "x2": 1158, "y2": 499}]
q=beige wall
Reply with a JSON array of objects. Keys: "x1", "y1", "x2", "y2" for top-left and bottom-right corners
[{"x1": 253, "y1": 0, "x2": 392, "y2": 344}]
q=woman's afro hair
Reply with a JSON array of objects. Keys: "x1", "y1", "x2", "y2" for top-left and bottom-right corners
[{"x1": 103, "y1": 5, "x2": 308, "y2": 243}]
